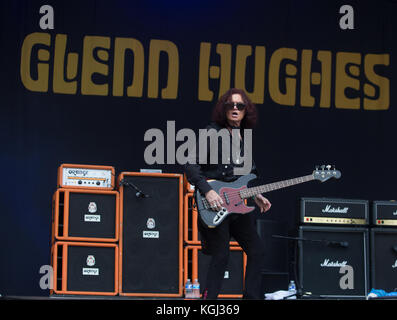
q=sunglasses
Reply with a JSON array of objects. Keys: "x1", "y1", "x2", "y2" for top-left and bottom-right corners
[{"x1": 224, "y1": 102, "x2": 246, "y2": 111}]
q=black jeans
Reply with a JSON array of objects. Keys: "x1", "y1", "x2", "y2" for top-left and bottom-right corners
[{"x1": 198, "y1": 213, "x2": 265, "y2": 299}]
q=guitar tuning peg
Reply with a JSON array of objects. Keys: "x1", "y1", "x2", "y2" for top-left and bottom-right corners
[
  {"x1": 321, "y1": 165, "x2": 325, "y2": 170},
  {"x1": 315, "y1": 165, "x2": 319, "y2": 170},
  {"x1": 326, "y1": 165, "x2": 331, "y2": 170}
]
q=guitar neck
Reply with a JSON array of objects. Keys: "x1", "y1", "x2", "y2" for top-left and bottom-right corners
[{"x1": 241, "y1": 174, "x2": 314, "y2": 199}]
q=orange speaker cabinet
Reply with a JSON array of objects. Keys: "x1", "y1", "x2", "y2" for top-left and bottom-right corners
[
  {"x1": 184, "y1": 245, "x2": 247, "y2": 299},
  {"x1": 51, "y1": 241, "x2": 118, "y2": 296},
  {"x1": 52, "y1": 188, "x2": 119, "y2": 243},
  {"x1": 57, "y1": 163, "x2": 115, "y2": 190},
  {"x1": 184, "y1": 193, "x2": 239, "y2": 246},
  {"x1": 118, "y1": 172, "x2": 184, "y2": 297},
  {"x1": 183, "y1": 173, "x2": 195, "y2": 194}
]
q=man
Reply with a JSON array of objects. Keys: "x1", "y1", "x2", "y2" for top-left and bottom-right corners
[{"x1": 184, "y1": 88, "x2": 271, "y2": 299}]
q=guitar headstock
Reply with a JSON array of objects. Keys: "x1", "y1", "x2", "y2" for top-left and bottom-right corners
[{"x1": 313, "y1": 165, "x2": 341, "y2": 182}]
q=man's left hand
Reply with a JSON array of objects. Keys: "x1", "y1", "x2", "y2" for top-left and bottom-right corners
[{"x1": 254, "y1": 194, "x2": 271, "y2": 213}]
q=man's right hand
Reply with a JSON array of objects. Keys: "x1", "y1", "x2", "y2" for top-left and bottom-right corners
[{"x1": 205, "y1": 190, "x2": 224, "y2": 211}]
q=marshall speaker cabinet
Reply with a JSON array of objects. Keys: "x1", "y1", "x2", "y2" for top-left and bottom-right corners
[
  {"x1": 52, "y1": 188, "x2": 119, "y2": 242},
  {"x1": 184, "y1": 245, "x2": 246, "y2": 298},
  {"x1": 51, "y1": 241, "x2": 118, "y2": 296},
  {"x1": 301, "y1": 198, "x2": 369, "y2": 226},
  {"x1": 299, "y1": 226, "x2": 369, "y2": 298},
  {"x1": 118, "y1": 172, "x2": 183, "y2": 297},
  {"x1": 372, "y1": 201, "x2": 397, "y2": 226},
  {"x1": 370, "y1": 228, "x2": 397, "y2": 292}
]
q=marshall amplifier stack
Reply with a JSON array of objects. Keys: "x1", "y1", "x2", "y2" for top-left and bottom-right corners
[
  {"x1": 50, "y1": 166, "x2": 245, "y2": 299},
  {"x1": 370, "y1": 201, "x2": 397, "y2": 292},
  {"x1": 299, "y1": 197, "x2": 370, "y2": 298},
  {"x1": 299, "y1": 197, "x2": 397, "y2": 298}
]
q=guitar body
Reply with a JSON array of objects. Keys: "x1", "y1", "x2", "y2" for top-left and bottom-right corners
[{"x1": 195, "y1": 174, "x2": 257, "y2": 228}]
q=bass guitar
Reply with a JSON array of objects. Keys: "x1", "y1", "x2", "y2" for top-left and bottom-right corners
[{"x1": 195, "y1": 165, "x2": 341, "y2": 228}]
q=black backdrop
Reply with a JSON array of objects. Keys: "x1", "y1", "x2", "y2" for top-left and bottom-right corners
[{"x1": 0, "y1": 0, "x2": 395, "y2": 296}]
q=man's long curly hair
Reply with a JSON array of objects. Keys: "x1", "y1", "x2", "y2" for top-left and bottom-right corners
[{"x1": 211, "y1": 88, "x2": 258, "y2": 129}]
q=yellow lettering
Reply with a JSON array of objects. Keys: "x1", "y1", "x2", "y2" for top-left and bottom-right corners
[
  {"x1": 53, "y1": 34, "x2": 78, "y2": 94},
  {"x1": 113, "y1": 37, "x2": 144, "y2": 97},
  {"x1": 216, "y1": 44, "x2": 232, "y2": 98},
  {"x1": 335, "y1": 52, "x2": 361, "y2": 109},
  {"x1": 20, "y1": 32, "x2": 51, "y2": 92},
  {"x1": 300, "y1": 49, "x2": 315, "y2": 107},
  {"x1": 197, "y1": 42, "x2": 231, "y2": 101},
  {"x1": 235, "y1": 45, "x2": 266, "y2": 104},
  {"x1": 198, "y1": 42, "x2": 213, "y2": 101},
  {"x1": 268, "y1": 48, "x2": 297, "y2": 106},
  {"x1": 19, "y1": 33, "x2": 390, "y2": 110},
  {"x1": 300, "y1": 50, "x2": 332, "y2": 108},
  {"x1": 148, "y1": 39, "x2": 179, "y2": 99},
  {"x1": 317, "y1": 51, "x2": 332, "y2": 108},
  {"x1": 363, "y1": 53, "x2": 390, "y2": 110},
  {"x1": 81, "y1": 36, "x2": 110, "y2": 96}
]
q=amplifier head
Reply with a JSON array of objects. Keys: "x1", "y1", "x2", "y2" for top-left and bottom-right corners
[
  {"x1": 57, "y1": 163, "x2": 115, "y2": 190},
  {"x1": 301, "y1": 198, "x2": 369, "y2": 226},
  {"x1": 373, "y1": 201, "x2": 397, "y2": 226}
]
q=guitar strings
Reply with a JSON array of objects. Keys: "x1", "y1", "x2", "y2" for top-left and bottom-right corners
[
  {"x1": 201, "y1": 186, "x2": 281, "y2": 208},
  {"x1": 200, "y1": 175, "x2": 314, "y2": 209}
]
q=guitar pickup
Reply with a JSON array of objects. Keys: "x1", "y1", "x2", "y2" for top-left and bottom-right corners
[{"x1": 223, "y1": 192, "x2": 230, "y2": 205}]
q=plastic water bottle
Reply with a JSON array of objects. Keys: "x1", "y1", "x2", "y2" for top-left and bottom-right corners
[
  {"x1": 192, "y1": 279, "x2": 200, "y2": 299},
  {"x1": 288, "y1": 280, "x2": 297, "y2": 299},
  {"x1": 185, "y1": 279, "x2": 193, "y2": 298},
  {"x1": 288, "y1": 280, "x2": 296, "y2": 292}
]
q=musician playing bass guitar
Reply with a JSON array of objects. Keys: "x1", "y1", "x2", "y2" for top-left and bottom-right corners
[{"x1": 183, "y1": 88, "x2": 271, "y2": 300}]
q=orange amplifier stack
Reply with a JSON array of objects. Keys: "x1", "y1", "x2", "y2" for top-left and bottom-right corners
[
  {"x1": 49, "y1": 165, "x2": 246, "y2": 298},
  {"x1": 183, "y1": 174, "x2": 247, "y2": 299},
  {"x1": 50, "y1": 164, "x2": 119, "y2": 296}
]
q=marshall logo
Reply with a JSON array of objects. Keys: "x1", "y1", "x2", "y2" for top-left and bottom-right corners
[
  {"x1": 320, "y1": 259, "x2": 348, "y2": 267},
  {"x1": 322, "y1": 205, "x2": 349, "y2": 214}
]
